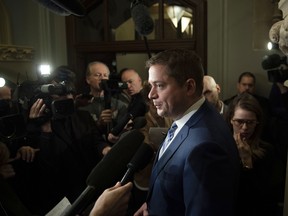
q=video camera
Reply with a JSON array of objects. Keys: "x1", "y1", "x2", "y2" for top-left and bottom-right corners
[
  {"x1": 100, "y1": 79, "x2": 128, "y2": 93},
  {"x1": 16, "y1": 80, "x2": 76, "y2": 120},
  {"x1": 100, "y1": 79, "x2": 128, "y2": 109},
  {"x1": 261, "y1": 54, "x2": 288, "y2": 83}
]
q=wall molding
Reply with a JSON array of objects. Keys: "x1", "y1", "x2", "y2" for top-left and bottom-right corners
[{"x1": 0, "y1": 44, "x2": 34, "y2": 61}]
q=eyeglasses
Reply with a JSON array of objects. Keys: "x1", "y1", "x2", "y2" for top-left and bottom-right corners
[{"x1": 231, "y1": 119, "x2": 259, "y2": 127}]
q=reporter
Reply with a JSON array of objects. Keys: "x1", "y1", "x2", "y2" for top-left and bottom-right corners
[{"x1": 226, "y1": 92, "x2": 285, "y2": 216}]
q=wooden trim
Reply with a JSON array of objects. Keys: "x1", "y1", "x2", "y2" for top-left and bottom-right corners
[
  {"x1": 0, "y1": 44, "x2": 34, "y2": 62},
  {"x1": 73, "y1": 39, "x2": 196, "y2": 53}
]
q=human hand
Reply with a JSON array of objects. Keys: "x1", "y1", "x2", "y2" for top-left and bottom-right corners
[
  {"x1": 276, "y1": 82, "x2": 288, "y2": 94},
  {"x1": 29, "y1": 99, "x2": 46, "y2": 119},
  {"x1": 107, "y1": 133, "x2": 120, "y2": 144},
  {"x1": 98, "y1": 109, "x2": 113, "y2": 126},
  {"x1": 89, "y1": 182, "x2": 133, "y2": 216},
  {"x1": 14, "y1": 146, "x2": 40, "y2": 163},
  {"x1": 133, "y1": 202, "x2": 149, "y2": 216},
  {"x1": 124, "y1": 119, "x2": 134, "y2": 131},
  {"x1": 102, "y1": 146, "x2": 111, "y2": 156},
  {"x1": 0, "y1": 163, "x2": 15, "y2": 179},
  {"x1": 234, "y1": 133, "x2": 253, "y2": 168}
]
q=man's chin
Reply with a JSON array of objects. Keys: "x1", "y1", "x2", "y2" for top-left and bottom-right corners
[{"x1": 157, "y1": 110, "x2": 167, "y2": 118}]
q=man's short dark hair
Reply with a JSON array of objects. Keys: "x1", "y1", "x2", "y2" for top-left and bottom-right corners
[
  {"x1": 146, "y1": 49, "x2": 204, "y2": 96},
  {"x1": 238, "y1": 71, "x2": 256, "y2": 84}
]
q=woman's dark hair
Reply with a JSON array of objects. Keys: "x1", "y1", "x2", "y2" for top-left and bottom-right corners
[{"x1": 225, "y1": 92, "x2": 265, "y2": 158}]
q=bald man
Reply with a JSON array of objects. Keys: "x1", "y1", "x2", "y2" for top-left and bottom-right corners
[
  {"x1": 203, "y1": 75, "x2": 227, "y2": 116},
  {"x1": 79, "y1": 61, "x2": 128, "y2": 137},
  {"x1": 120, "y1": 68, "x2": 143, "y2": 97}
]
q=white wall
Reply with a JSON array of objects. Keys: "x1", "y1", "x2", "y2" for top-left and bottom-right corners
[
  {"x1": 0, "y1": 0, "x2": 67, "y2": 83},
  {"x1": 207, "y1": 0, "x2": 279, "y2": 100}
]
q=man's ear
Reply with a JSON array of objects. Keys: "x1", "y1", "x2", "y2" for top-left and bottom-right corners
[
  {"x1": 86, "y1": 77, "x2": 90, "y2": 85},
  {"x1": 185, "y1": 78, "x2": 196, "y2": 95},
  {"x1": 216, "y1": 84, "x2": 221, "y2": 93}
]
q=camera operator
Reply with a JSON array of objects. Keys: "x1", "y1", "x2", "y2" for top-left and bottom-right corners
[
  {"x1": 77, "y1": 61, "x2": 128, "y2": 140},
  {"x1": 0, "y1": 83, "x2": 39, "y2": 163},
  {"x1": 107, "y1": 68, "x2": 147, "y2": 144},
  {"x1": 15, "y1": 66, "x2": 111, "y2": 215}
]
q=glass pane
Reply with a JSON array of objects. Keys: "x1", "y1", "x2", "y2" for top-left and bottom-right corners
[
  {"x1": 116, "y1": 53, "x2": 151, "y2": 80},
  {"x1": 163, "y1": 2, "x2": 193, "y2": 39},
  {"x1": 114, "y1": 3, "x2": 158, "y2": 41},
  {"x1": 74, "y1": 1, "x2": 193, "y2": 42}
]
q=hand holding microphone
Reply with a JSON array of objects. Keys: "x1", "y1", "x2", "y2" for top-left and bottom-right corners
[
  {"x1": 89, "y1": 182, "x2": 133, "y2": 216},
  {"x1": 61, "y1": 129, "x2": 145, "y2": 216}
]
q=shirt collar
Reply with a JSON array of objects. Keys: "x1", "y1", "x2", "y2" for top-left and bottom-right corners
[{"x1": 174, "y1": 96, "x2": 205, "y2": 131}]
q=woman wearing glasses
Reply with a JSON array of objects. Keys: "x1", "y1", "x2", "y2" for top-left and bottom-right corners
[{"x1": 225, "y1": 92, "x2": 285, "y2": 216}]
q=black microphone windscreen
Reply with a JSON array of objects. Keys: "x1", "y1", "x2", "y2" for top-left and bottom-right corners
[
  {"x1": 110, "y1": 113, "x2": 132, "y2": 136},
  {"x1": 121, "y1": 143, "x2": 154, "y2": 184},
  {"x1": 132, "y1": 116, "x2": 147, "y2": 129},
  {"x1": 34, "y1": 0, "x2": 71, "y2": 16},
  {"x1": 128, "y1": 143, "x2": 154, "y2": 171},
  {"x1": 86, "y1": 129, "x2": 144, "y2": 189},
  {"x1": 131, "y1": 3, "x2": 154, "y2": 36}
]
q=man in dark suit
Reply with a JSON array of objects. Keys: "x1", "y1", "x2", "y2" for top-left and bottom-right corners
[{"x1": 134, "y1": 49, "x2": 240, "y2": 216}]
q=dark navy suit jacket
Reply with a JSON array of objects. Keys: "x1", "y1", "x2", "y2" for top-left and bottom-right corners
[{"x1": 147, "y1": 101, "x2": 240, "y2": 216}]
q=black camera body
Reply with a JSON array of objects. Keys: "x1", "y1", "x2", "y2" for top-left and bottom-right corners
[
  {"x1": 34, "y1": 81, "x2": 75, "y2": 119},
  {"x1": 100, "y1": 79, "x2": 128, "y2": 93},
  {"x1": 39, "y1": 82, "x2": 75, "y2": 96},
  {"x1": 16, "y1": 80, "x2": 76, "y2": 120},
  {"x1": 262, "y1": 54, "x2": 288, "y2": 83}
]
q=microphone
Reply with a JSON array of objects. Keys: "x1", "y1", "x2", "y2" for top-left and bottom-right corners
[
  {"x1": 110, "y1": 113, "x2": 133, "y2": 136},
  {"x1": 132, "y1": 116, "x2": 147, "y2": 129},
  {"x1": 131, "y1": 0, "x2": 154, "y2": 36},
  {"x1": 110, "y1": 94, "x2": 147, "y2": 136},
  {"x1": 61, "y1": 129, "x2": 145, "y2": 216},
  {"x1": 121, "y1": 143, "x2": 154, "y2": 185}
]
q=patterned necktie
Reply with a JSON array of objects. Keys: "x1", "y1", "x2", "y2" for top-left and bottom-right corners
[{"x1": 159, "y1": 123, "x2": 178, "y2": 158}]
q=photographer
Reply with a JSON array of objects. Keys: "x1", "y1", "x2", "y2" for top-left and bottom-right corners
[
  {"x1": 77, "y1": 61, "x2": 128, "y2": 139},
  {"x1": 14, "y1": 66, "x2": 111, "y2": 215}
]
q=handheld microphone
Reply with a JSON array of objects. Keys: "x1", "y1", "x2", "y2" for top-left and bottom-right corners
[
  {"x1": 61, "y1": 129, "x2": 145, "y2": 216},
  {"x1": 110, "y1": 113, "x2": 133, "y2": 136},
  {"x1": 121, "y1": 143, "x2": 154, "y2": 185},
  {"x1": 131, "y1": 0, "x2": 154, "y2": 36},
  {"x1": 132, "y1": 116, "x2": 147, "y2": 129}
]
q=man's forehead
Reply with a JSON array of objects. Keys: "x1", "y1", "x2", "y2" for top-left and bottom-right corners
[
  {"x1": 240, "y1": 76, "x2": 254, "y2": 83},
  {"x1": 91, "y1": 65, "x2": 109, "y2": 73}
]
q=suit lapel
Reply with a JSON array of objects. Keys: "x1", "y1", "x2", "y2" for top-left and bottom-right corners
[{"x1": 147, "y1": 101, "x2": 210, "y2": 201}]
